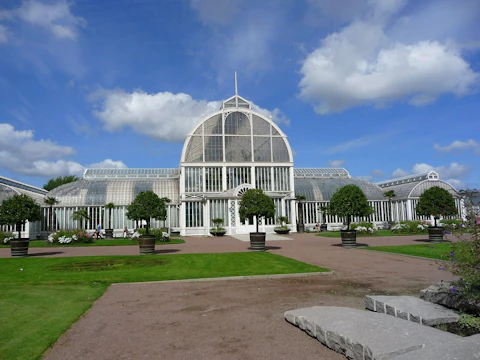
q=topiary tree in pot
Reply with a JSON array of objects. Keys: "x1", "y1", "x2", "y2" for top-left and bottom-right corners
[
  {"x1": 104, "y1": 202, "x2": 116, "y2": 239},
  {"x1": 326, "y1": 184, "x2": 374, "y2": 248},
  {"x1": 416, "y1": 186, "x2": 458, "y2": 243},
  {"x1": 126, "y1": 191, "x2": 167, "y2": 254},
  {"x1": 239, "y1": 189, "x2": 275, "y2": 251},
  {"x1": 210, "y1": 218, "x2": 226, "y2": 236},
  {"x1": 0, "y1": 194, "x2": 41, "y2": 257},
  {"x1": 274, "y1": 216, "x2": 290, "y2": 234}
]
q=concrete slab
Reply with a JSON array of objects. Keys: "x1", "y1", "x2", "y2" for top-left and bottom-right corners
[
  {"x1": 230, "y1": 234, "x2": 292, "y2": 242},
  {"x1": 365, "y1": 295, "x2": 459, "y2": 326},
  {"x1": 284, "y1": 306, "x2": 470, "y2": 360}
]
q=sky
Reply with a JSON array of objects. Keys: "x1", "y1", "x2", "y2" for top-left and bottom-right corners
[{"x1": 0, "y1": 0, "x2": 479, "y2": 190}]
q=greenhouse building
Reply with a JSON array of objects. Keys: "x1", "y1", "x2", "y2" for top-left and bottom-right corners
[{"x1": 1, "y1": 93, "x2": 463, "y2": 238}]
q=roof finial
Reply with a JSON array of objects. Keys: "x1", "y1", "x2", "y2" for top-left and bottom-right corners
[{"x1": 235, "y1": 71, "x2": 238, "y2": 96}]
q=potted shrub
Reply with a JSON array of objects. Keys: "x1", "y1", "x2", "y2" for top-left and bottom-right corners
[
  {"x1": 325, "y1": 185, "x2": 374, "y2": 248},
  {"x1": 210, "y1": 218, "x2": 226, "y2": 236},
  {"x1": 105, "y1": 202, "x2": 116, "y2": 239},
  {"x1": 0, "y1": 194, "x2": 41, "y2": 257},
  {"x1": 416, "y1": 186, "x2": 458, "y2": 243},
  {"x1": 126, "y1": 191, "x2": 167, "y2": 254},
  {"x1": 239, "y1": 189, "x2": 275, "y2": 252},
  {"x1": 274, "y1": 216, "x2": 290, "y2": 234}
]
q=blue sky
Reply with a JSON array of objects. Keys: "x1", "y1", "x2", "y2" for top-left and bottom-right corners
[{"x1": 0, "y1": 0, "x2": 479, "y2": 190}]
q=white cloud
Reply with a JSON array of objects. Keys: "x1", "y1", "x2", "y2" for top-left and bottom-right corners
[
  {"x1": 355, "y1": 175, "x2": 373, "y2": 182},
  {"x1": 0, "y1": 123, "x2": 81, "y2": 176},
  {"x1": 0, "y1": 24, "x2": 8, "y2": 43},
  {"x1": 89, "y1": 159, "x2": 127, "y2": 169},
  {"x1": 412, "y1": 162, "x2": 471, "y2": 180},
  {"x1": 390, "y1": 162, "x2": 471, "y2": 188},
  {"x1": 299, "y1": 2, "x2": 479, "y2": 114},
  {"x1": 371, "y1": 169, "x2": 385, "y2": 177},
  {"x1": 15, "y1": 0, "x2": 86, "y2": 40},
  {"x1": 327, "y1": 159, "x2": 345, "y2": 167},
  {"x1": 190, "y1": 0, "x2": 240, "y2": 25},
  {"x1": 391, "y1": 168, "x2": 409, "y2": 178},
  {"x1": 433, "y1": 139, "x2": 480, "y2": 153},
  {"x1": 0, "y1": 123, "x2": 126, "y2": 178},
  {"x1": 323, "y1": 133, "x2": 379, "y2": 155},
  {"x1": 91, "y1": 88, "x2": 288, "y2": 142}
]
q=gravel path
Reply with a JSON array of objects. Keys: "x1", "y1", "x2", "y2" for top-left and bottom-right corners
[{"x1": 7, "y1": 233, "x2": 454, "y2": 360}]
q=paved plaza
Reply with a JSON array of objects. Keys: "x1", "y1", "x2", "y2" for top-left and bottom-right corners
[{"x1": 2, "y1": 233, "x2": 457, "y2": 360}]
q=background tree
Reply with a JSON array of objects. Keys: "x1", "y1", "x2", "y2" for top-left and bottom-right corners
[
  {"x1": 105, "y1": 202, "x2": 116, "y2": 229},
  {"x1": 126, "y1": 191, "x2": 166, "y2": 235},
  {"x1": 0, "y1": 194, "x2": 41, "y2": 239},
  {"x1": 72, "y1": 209, "x2": 90, "y2": 229},
  {"x1": 43, "y1": 175, "x2": 80, "y2": 191},
  {"x1": 416, "y1": 186, "x2": 458, "y2": 227},
  {"x1": 44, "y1": 196, "x2": 60, "y2": 233},
  {"x1": 383, "y1": 190, "x2": 396, "y2": 223},
  {"x1": 326, "y1": 185, "x2": 374, "y2": 230},
  {"x1": 239, "y1": 189, "x2": 275, "y2": 234}
]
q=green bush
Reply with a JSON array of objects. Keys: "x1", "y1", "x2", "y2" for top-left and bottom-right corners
[
  {"x1": 391, "y1": 220, "x2": 428, "y2": 234},
  {"x1": 439, "y1": 219, "x2": 462, "y2": 230}
]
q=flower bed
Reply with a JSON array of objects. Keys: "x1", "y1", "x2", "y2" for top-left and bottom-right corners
[{"x1": 48, "y1": 229, "x2": 94, "y2": 245}]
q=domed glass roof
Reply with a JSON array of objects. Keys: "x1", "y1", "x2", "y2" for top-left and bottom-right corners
[{"x1": 181, "y1": 95, "x2": 292, "y2": 164}]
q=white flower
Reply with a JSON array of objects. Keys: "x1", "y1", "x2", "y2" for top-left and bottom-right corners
[
  {"x1": 72, "y1": 235, "x2": 78, "y2": 241},
  {"x1": 131, "y1": 232, "x2": 140, "y2": 240},
  {"x1": 161, "y1": 232, "x2": 170, "y2": 241},
  {"x1": 3, "y1": 237, "x2": 13, "y2": 244}
]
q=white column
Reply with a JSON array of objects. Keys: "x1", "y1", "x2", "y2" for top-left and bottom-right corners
[{"x1": 406, "y1": 199, "x2": 412, "y2": 220}]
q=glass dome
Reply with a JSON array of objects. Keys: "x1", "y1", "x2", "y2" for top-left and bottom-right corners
[
  {"x1": 181, "y1": 95, "x2": 292, "y2": 164},
  {"x1": 294, "y1": 178, "x2": 385, "y2": 201}
]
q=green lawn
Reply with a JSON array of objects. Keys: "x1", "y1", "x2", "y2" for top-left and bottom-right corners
[
  {"x1": 0, "y1": 238, "x2": 185, "y2": 248},
  {"x1": 362, "y1": 243, "x2": 452, "y2": 260},
  {"x1": 0, "y1": 253, "x2": 328, "y2": 360},
  {"x1": 315, "y1": 230, "x2": 427, "y2": 238}
]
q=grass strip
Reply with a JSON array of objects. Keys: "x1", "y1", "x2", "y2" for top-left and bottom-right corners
[
  {"x1": 315, "y1": 230, "x2": 427, "y2": 238},
  {"x1": 0, "y1": 238, "x2": 185, "y2": 248},
  {"x1": 0, "y1": 252, "x2": 328, "y2": 360},
  {"x1": 361, "y1": 242, "x2": 452, "y2": 260}
]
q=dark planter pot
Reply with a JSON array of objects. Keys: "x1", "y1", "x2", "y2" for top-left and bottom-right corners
[
  {"x1": 320, "y1": 224, "x2": 328, "y2": 232},
  {"x1": 428, "y1": 226, "x2": 444, "y2": 243},
  {"x1": 249, "y1": 232, "x2": 266, "y2": 252},
  {"x1": 274, "y1": 229, "x2": 290, "y2": 235},
  {"x1": 341, "y1": 230, "x2": 357, "y2": 248},
  {"x1": 105, "y1": 229, "x2": 114, "y2": 239},
  {"x1": 10, "y1": 239, "x2": 29, "y2": 258},
  {"x1": 138, "y1": 235, "x2": 156, "y2": 255},
  {"x1": 210, "y1": 230, "x2": 227, "y2": 237},
  {"x1": 297, "y1": 224, "x2": 305, "y2": 233}
]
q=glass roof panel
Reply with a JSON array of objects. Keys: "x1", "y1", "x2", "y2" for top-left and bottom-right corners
[
  {"x1": 184, "y1": 136, "x2": 203, "y2": 162},
  {"x1": 225, "y1": 112, "x2": 250, "y2": 135},
  {"x1": 225, "y1": 135, "x2": 252, "y2": 162},
  {"x1": 252, "y1": 115, "x2": 270, "y2": 135},
  {"x1": 272, "y1": 137, "x2": 289, "y2": 162},
  {"x1": 253, "y1": 136, "x2": 271, "y2": 162}
]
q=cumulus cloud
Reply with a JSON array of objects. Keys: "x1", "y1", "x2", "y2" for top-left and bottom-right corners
[
  {"x1": 299, "y1": 2, "x2": 479, "y2": 114},
  {"x1": 371, "y1": 169, "x2": 385, "y2": 177},
  {"x1": 0, "y1": 123, "x2": 126, "y2": 178},
  {"x1": 390, "y1": 162, "x2": 471, "y2": 189},
  {"x1": 190, "y1": 0, "x2": 240, "y2": 25},
  {"x1": 90, "y1": 88, "x2": 289, "y2": 142},
  {"x1": 433, "y1": 139, "x2": 480, "y2": 153},
  {"x1": 0, "y1": 24, "x2": 8, "y2": 43},
  {"x1": 327, "y1": 159, "x2": 345, "y2": 167},
  {"x1": 14, "y1": 0, "x2": 86, "y2": 40},
  {"x1": 89, "y1": 159, "x2": 127, "y2": 169},
  {"x1": 391, "y1": 168, "x2": 409, "y2": 178}
]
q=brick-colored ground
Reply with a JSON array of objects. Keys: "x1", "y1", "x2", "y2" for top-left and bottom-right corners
[{"x1": 2, "y1": 233, "x2": 455, "y2": 360}]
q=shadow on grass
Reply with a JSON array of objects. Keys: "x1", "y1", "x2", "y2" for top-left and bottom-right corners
[
  {"x1": 413, "y1": 239, "x2": 451, "y2": 243},
  {"x1": 153, "y1": 249, "x2": 181, "y2": 254},
  {"x1": 330, "y1": 243, "x2": 369, "y2": 248},
  {"x1": 247, "y1": 246, "x2": 282, "y2": 251},
  {"x1": 28, "y1": 251, "x2": 64, "y2": 257}
]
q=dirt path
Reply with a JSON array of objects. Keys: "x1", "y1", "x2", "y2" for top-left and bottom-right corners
[{"x1": 26, "y1": 233, "x2": 455, "y2": 360}]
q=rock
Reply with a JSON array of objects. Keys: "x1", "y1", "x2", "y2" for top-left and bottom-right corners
[{"x1": 420, "y1": 281, "x2": 480, "y2": 315}]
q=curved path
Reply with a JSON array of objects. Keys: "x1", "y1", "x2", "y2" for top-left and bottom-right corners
[{"x1": 2, "y1": 233, "x2": 455, "y2": 359}]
